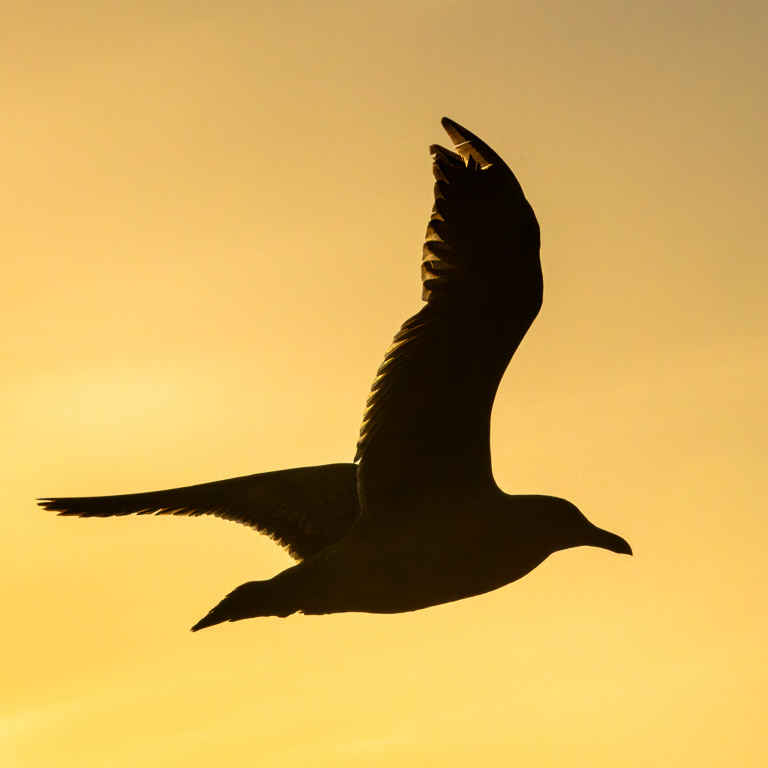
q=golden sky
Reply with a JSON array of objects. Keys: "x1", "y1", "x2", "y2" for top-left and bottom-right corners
[{"x1": 2, "y1": 1, "x2": 767, "y2": 766}]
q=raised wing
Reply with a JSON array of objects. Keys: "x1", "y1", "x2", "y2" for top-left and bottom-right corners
[
  {"x1": 38, "y1": 463, "x2": 360, "y2": 561},
  {"x1": 356, "y1": 118, "x2": 542, "y2": 511}
]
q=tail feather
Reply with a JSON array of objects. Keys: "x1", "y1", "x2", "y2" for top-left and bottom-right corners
[{"x1": 191, "y1": 580, "x2": 296, "y2": 631}]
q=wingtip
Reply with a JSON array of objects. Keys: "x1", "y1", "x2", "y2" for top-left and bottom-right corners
[
  {"x1": 440, "y1": 116, "x2": 470, "y2": 152},
  {"x1": 439, "y1": 116, "x2": 500, "y2": 170},
  {"x1": 440, "y1": 116, "x2": 464, "y2": 133},
  {"x1": 37, "y1": 498, "x2": 64, "y2": 512}
]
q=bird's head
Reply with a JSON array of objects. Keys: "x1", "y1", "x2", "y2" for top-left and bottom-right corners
[{"x1": 534, "y1": 496, "x2": 632, "y2": 556}]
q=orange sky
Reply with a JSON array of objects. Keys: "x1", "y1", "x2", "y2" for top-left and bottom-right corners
[{"x1": 2, "y1": 2, "x2": 767, "y2": 766}]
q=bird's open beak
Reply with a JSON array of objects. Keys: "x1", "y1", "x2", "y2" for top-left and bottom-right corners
[{"x1": 590, "y1": 526, "x2": 633, "y2": 555}]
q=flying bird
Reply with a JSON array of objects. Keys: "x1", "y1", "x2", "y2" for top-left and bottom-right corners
[{"x1": 39, "y1": 118, "x2": 632, "y2": 631}]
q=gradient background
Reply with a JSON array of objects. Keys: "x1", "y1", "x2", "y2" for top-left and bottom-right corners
[{"x1": 2, "y1": 1, "x2": 767, "y2": 766}]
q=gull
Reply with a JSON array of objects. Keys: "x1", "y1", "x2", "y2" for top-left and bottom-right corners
[{"x1": 39, "y1": 118, "x2": 631, "y2": 631}]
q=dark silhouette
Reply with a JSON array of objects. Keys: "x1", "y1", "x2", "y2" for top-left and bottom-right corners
[{"x1": 39, "y1": 118, "x2": 631, "y2": 631}]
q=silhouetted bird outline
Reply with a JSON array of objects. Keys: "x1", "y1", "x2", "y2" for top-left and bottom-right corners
[{"x1": 39, "y1": 118, "x2": 631, "y2": 631}]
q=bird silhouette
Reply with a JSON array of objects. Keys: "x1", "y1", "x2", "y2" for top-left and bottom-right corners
[{"x1": 38, "y1": 118, "x2": 631, "y2": 631}]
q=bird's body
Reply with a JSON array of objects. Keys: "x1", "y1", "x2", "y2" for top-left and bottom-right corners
[
  {"x1": 39, "y1": 118, "x2": 631, "y2": 631},
  {"x1": 214, "y1": 490, "x2": 551, "y2": 620}
]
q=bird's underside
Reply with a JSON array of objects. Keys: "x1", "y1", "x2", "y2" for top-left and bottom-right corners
[{"x1": 39, "y1": 117, "x2": 631, "y2": 631}]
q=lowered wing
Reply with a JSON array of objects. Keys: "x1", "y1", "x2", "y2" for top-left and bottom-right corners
[
  {"x1": 39, "y1": 463, "x2": 360, "y2": 561},
  {"x1": 356, "y1": 118, "x2": 542, "y2": 512}
]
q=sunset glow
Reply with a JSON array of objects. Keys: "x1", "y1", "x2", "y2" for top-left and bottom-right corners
[{"x1": 2, "y1": 2, "x2": 767, "y2": 766}]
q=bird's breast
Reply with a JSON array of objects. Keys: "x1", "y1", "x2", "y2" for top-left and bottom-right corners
[{"x1": 296, "y1": 507, "x2": 548, "y2": 615}]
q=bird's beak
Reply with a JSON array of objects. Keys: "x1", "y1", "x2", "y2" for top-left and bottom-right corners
[{"x1": 589, "y1": 525, "x2": 633, "y2": 555}]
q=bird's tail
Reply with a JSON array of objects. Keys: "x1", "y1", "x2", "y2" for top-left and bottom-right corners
[{"x1": 191, "y1": 579, "x2": 297, "y2": 631}]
